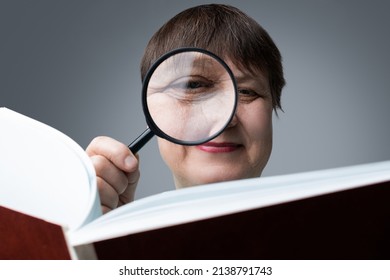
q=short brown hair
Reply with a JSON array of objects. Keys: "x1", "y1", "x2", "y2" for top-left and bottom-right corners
[{"x1": 140, "y1": 4, "x2": 285, "y2": 110}]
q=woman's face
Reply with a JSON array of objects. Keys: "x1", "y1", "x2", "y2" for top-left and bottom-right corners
[{"x1": 157, "y1": 62, "x2": 274, "y2": 188}]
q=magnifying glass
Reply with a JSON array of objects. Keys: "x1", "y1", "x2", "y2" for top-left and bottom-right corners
[{"x1": 128, "y1": 48, "x2": 238, "y2": 153}]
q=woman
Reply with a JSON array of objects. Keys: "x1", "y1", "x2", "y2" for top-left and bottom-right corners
[{"x1": 86, "y1": 4, "x2": 285, "y2": 213}]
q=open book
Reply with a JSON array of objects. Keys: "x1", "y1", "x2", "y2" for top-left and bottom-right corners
[{"x1": 1, "y1": 107, "x2": 390, "y2": 259}]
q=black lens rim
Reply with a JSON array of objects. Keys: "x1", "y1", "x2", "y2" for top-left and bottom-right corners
[{"x1": 141, "y1": 47, "x2": 238, "y2": 146}]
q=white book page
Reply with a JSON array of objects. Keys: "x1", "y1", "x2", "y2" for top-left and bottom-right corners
[
  {"x1": 69, "y1": 160, "x2": 390, "y2": 246},
  {"x1": 0, "y1": 108, "x2": 100, "y2": 230}
]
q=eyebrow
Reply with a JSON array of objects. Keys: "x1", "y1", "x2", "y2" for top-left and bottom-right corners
[
  {"x1": 191, "y1": 56, "x2": 226, "y2": 73},
  {"x1": 234, "y1": 75, "x2": 252, "y2": 83},
  {"x1": 234, "y1": 73, "x2": 270, "y2": 93}
]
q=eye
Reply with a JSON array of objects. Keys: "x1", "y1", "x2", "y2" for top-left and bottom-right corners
[
  {"x1": 160, "y1": 75, "x2": 217, "y2": 103},
  {"x1": 184, "y1": 81, "x2": 205, "y2": 90},
  {"x1": 238, "y1": 88, "x2": 260, "y2": 103},
  {"x1": 238, "y1": 89, "x2": 257, "y2": 96},
  {"x1": 170, "y1": 76, "x2": 214, "y2": 92}
]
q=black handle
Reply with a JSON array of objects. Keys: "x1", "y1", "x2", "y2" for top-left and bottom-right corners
[{"x1": 128, "y1": 127, "x2": 154, "y2": 153}]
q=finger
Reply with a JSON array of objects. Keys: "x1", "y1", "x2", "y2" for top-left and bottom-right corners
[
  {"x1": 119, "y1": 169, "x2": 140, "y2": 206},
  {"x1": 90, "y1": 154, "x2": 128, "y2": 195},
  {"x1": 127, "y1": 153, "x2": 140, "y2": 185},
  {"x1": 86, "y1": 136, "x2": 138, "y2": 173},
  {"x1": 97, "y1": 176, "x2": 119, "y2": 212},
  {"x1": 101, "y1": 205, "x2": 112, "y2": 214}
]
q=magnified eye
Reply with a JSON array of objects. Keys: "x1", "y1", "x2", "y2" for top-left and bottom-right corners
[
  {"x1": 171, "y1": 76, "x2": 214, "y2": 93},
  {"x1": 186, "y1": 81, "x2": 204, "y2": 89}
]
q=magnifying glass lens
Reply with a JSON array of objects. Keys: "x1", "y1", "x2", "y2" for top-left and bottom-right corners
[{"x1": 145, "y1": 51, "x2": 236, "y2": 144}]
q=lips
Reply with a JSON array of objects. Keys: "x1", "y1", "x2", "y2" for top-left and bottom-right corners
[{"x1": 196, "y1": 142, "x2": 242, "y2": 153}]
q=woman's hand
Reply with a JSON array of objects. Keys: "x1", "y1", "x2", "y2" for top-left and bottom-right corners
[{"x1": 86, "y1": 136, "x2": 140, "y2": 214}]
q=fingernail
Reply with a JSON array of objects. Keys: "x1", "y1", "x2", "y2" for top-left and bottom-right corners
[{"x1": 125, "y1": 155, "x2": 135, "y2": 169}]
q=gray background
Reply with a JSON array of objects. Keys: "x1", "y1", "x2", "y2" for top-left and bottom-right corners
[{"x1": 1, "y1": 0, "x2": 389, "y2": 199}]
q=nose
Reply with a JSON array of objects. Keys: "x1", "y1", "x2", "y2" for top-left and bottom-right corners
[{"x1": 226, "y1": 111, "x2": 238, "y2": 128}]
